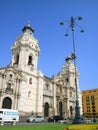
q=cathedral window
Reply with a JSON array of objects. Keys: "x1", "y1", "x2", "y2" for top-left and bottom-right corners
[
  {"x1": 66, "y1": 78, "x2": 69, "y2": 82},
  {"x1": 28, "y1": 91, "x2": 31, "y2": 97},
  {"x1": 9, "y1": 74, "x2": 12, "y2": 80},
  {"x1": 6, "y1": 83, "x2": 11, "y2": 90},
  {"x1": 28, "y1": 55, "x2": 32, "y2": 65},
  {"x1": 70, "y1": 106, "x2": 73, "y2": 117},
  {"x1": 45, "y1": 83, "x2": 49, "y2": 90},
  {"x1": 60, "y1": 87, "x2": 62, "y2": 93},
  {"x1": 29, "y1": 78, "x2": 32, "y2": 84},
  {"x1": 15, "y1": 54, "x2": 19, "y2": 65}
]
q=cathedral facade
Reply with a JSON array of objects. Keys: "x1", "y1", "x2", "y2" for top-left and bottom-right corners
[{"x1": 0, "y1": 23, "x2": 82, "y2": 118}]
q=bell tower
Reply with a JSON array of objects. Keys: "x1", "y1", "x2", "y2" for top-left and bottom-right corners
[
  {"x1": 11, "y1": 23, "x2": 40, "y2": 71},
  {"x1": 9, "y1": 23, "x2": 44, "y2": 115},
  {"x1": 61, "y1": 54, "x2": 79, "y2": 89}
]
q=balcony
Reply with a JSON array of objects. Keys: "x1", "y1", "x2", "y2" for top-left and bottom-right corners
[{"x1": 5, "y1": 88, "x2": 13, "y2": 94}]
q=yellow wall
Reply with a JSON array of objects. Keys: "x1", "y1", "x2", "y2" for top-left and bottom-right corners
[{"x1": 82, "y1": 89, "x2": 98, "y2": 117}]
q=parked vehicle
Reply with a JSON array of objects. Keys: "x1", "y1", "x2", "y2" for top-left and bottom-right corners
[
  {"x1": 47, "y1": 115, "x2": 64, "y2": 122},
  {"x1": 0, "y1": 109, "x2": 19, "y2": 125},
  {"x1": 27, "y1": 116, "x2": 44, "y2": 123}
]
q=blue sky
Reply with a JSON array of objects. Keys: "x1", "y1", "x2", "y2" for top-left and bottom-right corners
[{"x1": 0, "y1": 0, "x2": 98, "y2": 91}]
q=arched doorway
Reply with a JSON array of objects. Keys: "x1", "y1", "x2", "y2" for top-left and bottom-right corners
[
  {"x1": 70, "y1": 106, "x2": 73, "y2": 117},
  {"x1": 2, "y1": 97, "x2": 12, "y2": 109},
  {"x1": 59, "y1": 101, "x2": 63, "y2": 116},
  {"x1": 44, "y1": 102, "x2": 49, "y2": 117}
]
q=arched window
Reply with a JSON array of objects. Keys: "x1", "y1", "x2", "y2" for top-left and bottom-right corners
[
  {"x1": 28, "y1": 91, "x2": 31, "y2": 97},
  {"x1": 59, "y1": 101, "x2": 63, "y2": 116},
  {"x1": 45, "y1": 83, "x2": 49, "y2": 90},
  {"x1": 28, "y1": 55, "x2": 32, "y2": 65},
  {"x1": 29, "y1": 78, "x2": 32, "y2": 84},
  {"x1": 44, "y1": 102, "x2": 49, "y2": 117},
  {"x1": 6, "y1": 83, "x2": 11, "y2": 90},
  {"x1": 70, "y1": 90, "x2": 72, "y2": 97},
  {"x1": 70, "y1": 106, "x2": 73, "y2": 117},
  {"x1": 9, "y1": 74, "x2": 12, "y2": 80},
  {"x1": 2, "y1": 97, "x2": 12, "y2": 109},
  {"x1": 66, "y1": 78, "x2": 69, "y2": 82},
  {"x1": 14, "y1": 54, "x2": 19, "y2": 65},
  {"x1": 9, "y1": 74, "x2": 12, "y2": 78},
  {"x1": 15, "y1": 54, "x2": 19, "y2": 64},
  {"x1": 60, "y1": 87, "x2": 62, "y2": 93}
]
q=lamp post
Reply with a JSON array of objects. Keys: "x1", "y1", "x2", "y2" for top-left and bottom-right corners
[{"x1": 60, "y1": 16, "x2": 84, "y2": 124}]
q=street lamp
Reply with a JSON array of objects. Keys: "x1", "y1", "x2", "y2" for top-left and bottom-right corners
[{"x1": 60, "y1": 16, "x2": 84, "y2": 124}]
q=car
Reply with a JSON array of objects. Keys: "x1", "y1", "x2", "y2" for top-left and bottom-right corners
[
  {"x1": 27, "y1": 116, "x2": 44, "y2": 123},
  {"x1": 58, "y1": 118, "x2": 67, "y2": 123},
  {"x1": 47, "y1": 115, "x2": 64, "y2": 122}
]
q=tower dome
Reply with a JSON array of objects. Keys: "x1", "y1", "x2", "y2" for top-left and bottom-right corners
[
  {"x1": 22, "y1": 22, "x2": 34, "y2": 35},
  {"x1": 65, "y1": 54, "x2": 72, "y2": 64}
]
